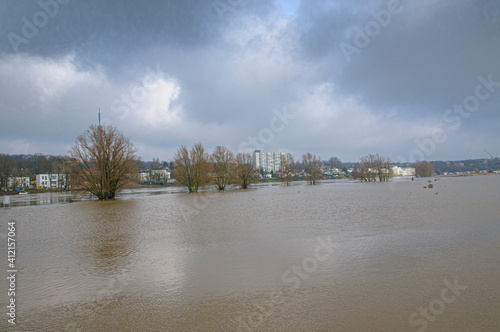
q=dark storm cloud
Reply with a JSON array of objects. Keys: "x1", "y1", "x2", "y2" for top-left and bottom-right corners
[
  {"x1": 0, "y1": 0, "x2": 499, "y2": 161},
  {"x1": 294, "y1": 0, "x2": 500, "y2": 114}
]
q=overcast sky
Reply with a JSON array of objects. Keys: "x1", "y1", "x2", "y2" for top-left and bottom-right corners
[{"x1": 1, "y1": 0, "x2": 499, "y2": 162}]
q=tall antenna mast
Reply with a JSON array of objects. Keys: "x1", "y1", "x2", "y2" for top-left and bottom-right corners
[{"x1": 98, "y1": 108, "x2": 101, "y2": 126}]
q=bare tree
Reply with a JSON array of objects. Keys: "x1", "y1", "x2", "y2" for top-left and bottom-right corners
[
  {"x1": 151, "y1": 157, "x2": 161, "y2": 170},
  {"x1": 69, "y1": 124, "x2": 138, "y2": 200},
  {"x1": 374, "y1": 154, "x2": 391, "y2": 182},
  {"x1": 146, "y1": 157, "x2": 167, "y2": 185},
  {"x1": 302, "y1": 152, "x2": 322, "y2": 185},
  {"x1": 9, "y1": 167, "x2": 20, "y2": 188},
  {"x1": 280, "y1": 153, "x2": 295, "y2": 186},
  {"x1": 354, "y1": 154, "x2": 391, "y2": 182},
  {"x1": 414, "y1": 161, "x2": 434, "y2": 177},
  {"x1": 235, "y1": 152, "x2": 258, "y2": 189},
  {"x1": 327, "y1": 156, "x2": 343, "y2": 169},
  {"x1": 173, "y1": 143, "x2": 211, "y2": 193},
  {"x1": 354, "y1": 155, "x2": 373, "y2": 182},
  {"x1": 212, "y1": 146, "x2": 235, "y2": 191}
]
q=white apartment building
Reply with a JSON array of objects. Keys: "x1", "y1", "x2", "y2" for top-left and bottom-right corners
[
  {"x1": 36, "y1": 174, "x2": 67, "y2": 189},
  {"x1": 253, "y1": 150, "x2": 291, "y2": 173}
]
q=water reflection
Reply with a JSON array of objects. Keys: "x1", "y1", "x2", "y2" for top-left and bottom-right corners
[
  {"x1": 71, "y1": 200, "x2": 139, "y2": 276},
  {"x1": 1, "y1": 192, "x2": 78, "y2": 207}
]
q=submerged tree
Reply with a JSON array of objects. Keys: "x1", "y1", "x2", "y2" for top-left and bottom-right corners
[
  {"x1": 414, "y1": 161, "x2": 434, "y2": 177},
  {"x1": 173, "y1": 143, "x2": 211, "y2": 193},
  {"x1": 374, "y1": 154, "x2": 391, "y2": 182},
  {"x1": 69, "y1": 124, "x2": 138, "y2": 200},
  {"x1": 235, "y1": 152, "x2": 258, "y2": 189},
  {"x1": 326, "y1": 156, "x2": 343, "y2": 169},
  {"x1": 212, "y1": 146, "x2": 235, "y2": 191},
  {"x1": 280, "y1": 153, "x2": 295, "y2": 186},
  {"x1": 302, "y1": 152, "x2": 322, "y2": 185},
  {"x1": 354, "y1": 154, "x2": 391, "y2": 182}
]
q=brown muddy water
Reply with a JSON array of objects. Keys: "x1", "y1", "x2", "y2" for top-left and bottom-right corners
[{"x1": 1, "y1": 176, "x2": 499, "y2": 331}]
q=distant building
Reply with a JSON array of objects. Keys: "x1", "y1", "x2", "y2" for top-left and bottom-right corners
[
  {"x1": 139, "y1": 169, "x2": 171, "y2": 184},
  {"x1": 36, "y1": 174, "x2": 67, "y2": 189},
  {"x1": 7, "y1": 177, "x2": 30, "y2": 188},
  {"x1": 391, "y1": 166, "x2": 415, "y2": 177},
  {"x1": 253, "y1": 150, "x2": 291, "y2": 173}
]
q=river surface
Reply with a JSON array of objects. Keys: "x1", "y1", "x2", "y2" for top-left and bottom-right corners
[{"x1": 1, "y1": 176, "x2": 499, "y2": 331}]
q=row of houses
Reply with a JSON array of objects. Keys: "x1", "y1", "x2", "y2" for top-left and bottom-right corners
[
  {"x1": 4, "y1": 168, "x2": 173, "y2": 191},
  {"x1": 2, "y1": 174, "x2": 68, "y2": 191}
]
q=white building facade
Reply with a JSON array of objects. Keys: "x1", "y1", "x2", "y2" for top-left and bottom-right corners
[
  {"x1": 36, "y1": 174, "x2": 67, "y2": 189},
  {"x1": 391, "y1": 166, "x2": 416, "y2": 177},
  {"x1": 139, "y1": 169, "x2": 171, "y2": 184},
  {"x1": 253, "y1": 150, "x2": 291, "y2": 173}
]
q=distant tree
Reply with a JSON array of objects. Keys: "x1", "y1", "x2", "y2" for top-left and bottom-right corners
[
  {"x1": 69, "y1": 124, "x2": 139, "y2": 200},
  {"x1": 354, "y1": 154, "x2": 391, "y2": 182},
  {"x1": 151, "y1": 157, "x2": 161, "y2": 170},
  {"x1": 280, "y1": 154, "x2": 295, "y2": 186},
  {"x1": 302, "y1": 152, "x2": 322, "y2": 185},
  {"x1": 0, "y1": 154, "x2": 16, "y2": 188},
  {"x1": 10, "y1": 168, "x2": 21, "y2": 188},
  {"x1": 12, "y1": 178, "x2": 21, "y2": 189},
  {"x1": 373, "y1": 154, "x2": 391, "y2": 181},
  {"x1": 354, "y1": 154, "x2": 377, "y2": 182},
  {"x1": 327, "y1": 156, "x2": 343, "y2": 169},
  {"x1": 259, "y1": 168, "x2": 265, "y2": 177},
  {"x1": 173, "y1": 143, "x2": 211, "y2": 193},
  {"x1": 414, "y1": 161, "x2": 434, "y2": 177},
  {"x1": 212, "y1": 146, "x2": 235, "y2": 191},
  {"x1": 234, "y1": 152, "x2": 258, "y2": 189},
  {"x1": 146, "y1": 157, "x2": 167, "y2": 185}
]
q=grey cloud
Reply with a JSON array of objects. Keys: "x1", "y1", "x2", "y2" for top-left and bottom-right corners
[{"x1": 0, "y1": 0, "x2": 499, "y2": 161}]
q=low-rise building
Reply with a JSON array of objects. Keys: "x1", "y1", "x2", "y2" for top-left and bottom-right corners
[
  {"x1": 7, "y1": 177, "x2": 31, "y2": 188},
  {"x1": 36, "y1": 174, "x2": 67, "y2": 189},
  {"x1": 391, "y1": 166, "x2": 416, "y2": 177},
  {"x1": 139, "y1": 169, "x2": 171, "y2": 184}
]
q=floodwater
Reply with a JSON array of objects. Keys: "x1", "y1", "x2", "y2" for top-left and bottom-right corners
[{"x1": 1, "y1": 176, "x2": 499, "y2": 331}]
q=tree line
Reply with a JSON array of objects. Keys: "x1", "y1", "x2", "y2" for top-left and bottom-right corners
[
  {"x1": 3, "y1": 124, "x2": 453, "y2": 199},
  {"x1": 0, "y1": 153, "x2": 68, "y2": 188}
]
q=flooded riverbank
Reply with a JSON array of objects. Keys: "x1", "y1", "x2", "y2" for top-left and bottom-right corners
[{"x1": 1, "y1": 176, "x2": 499, "y2": 331}]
